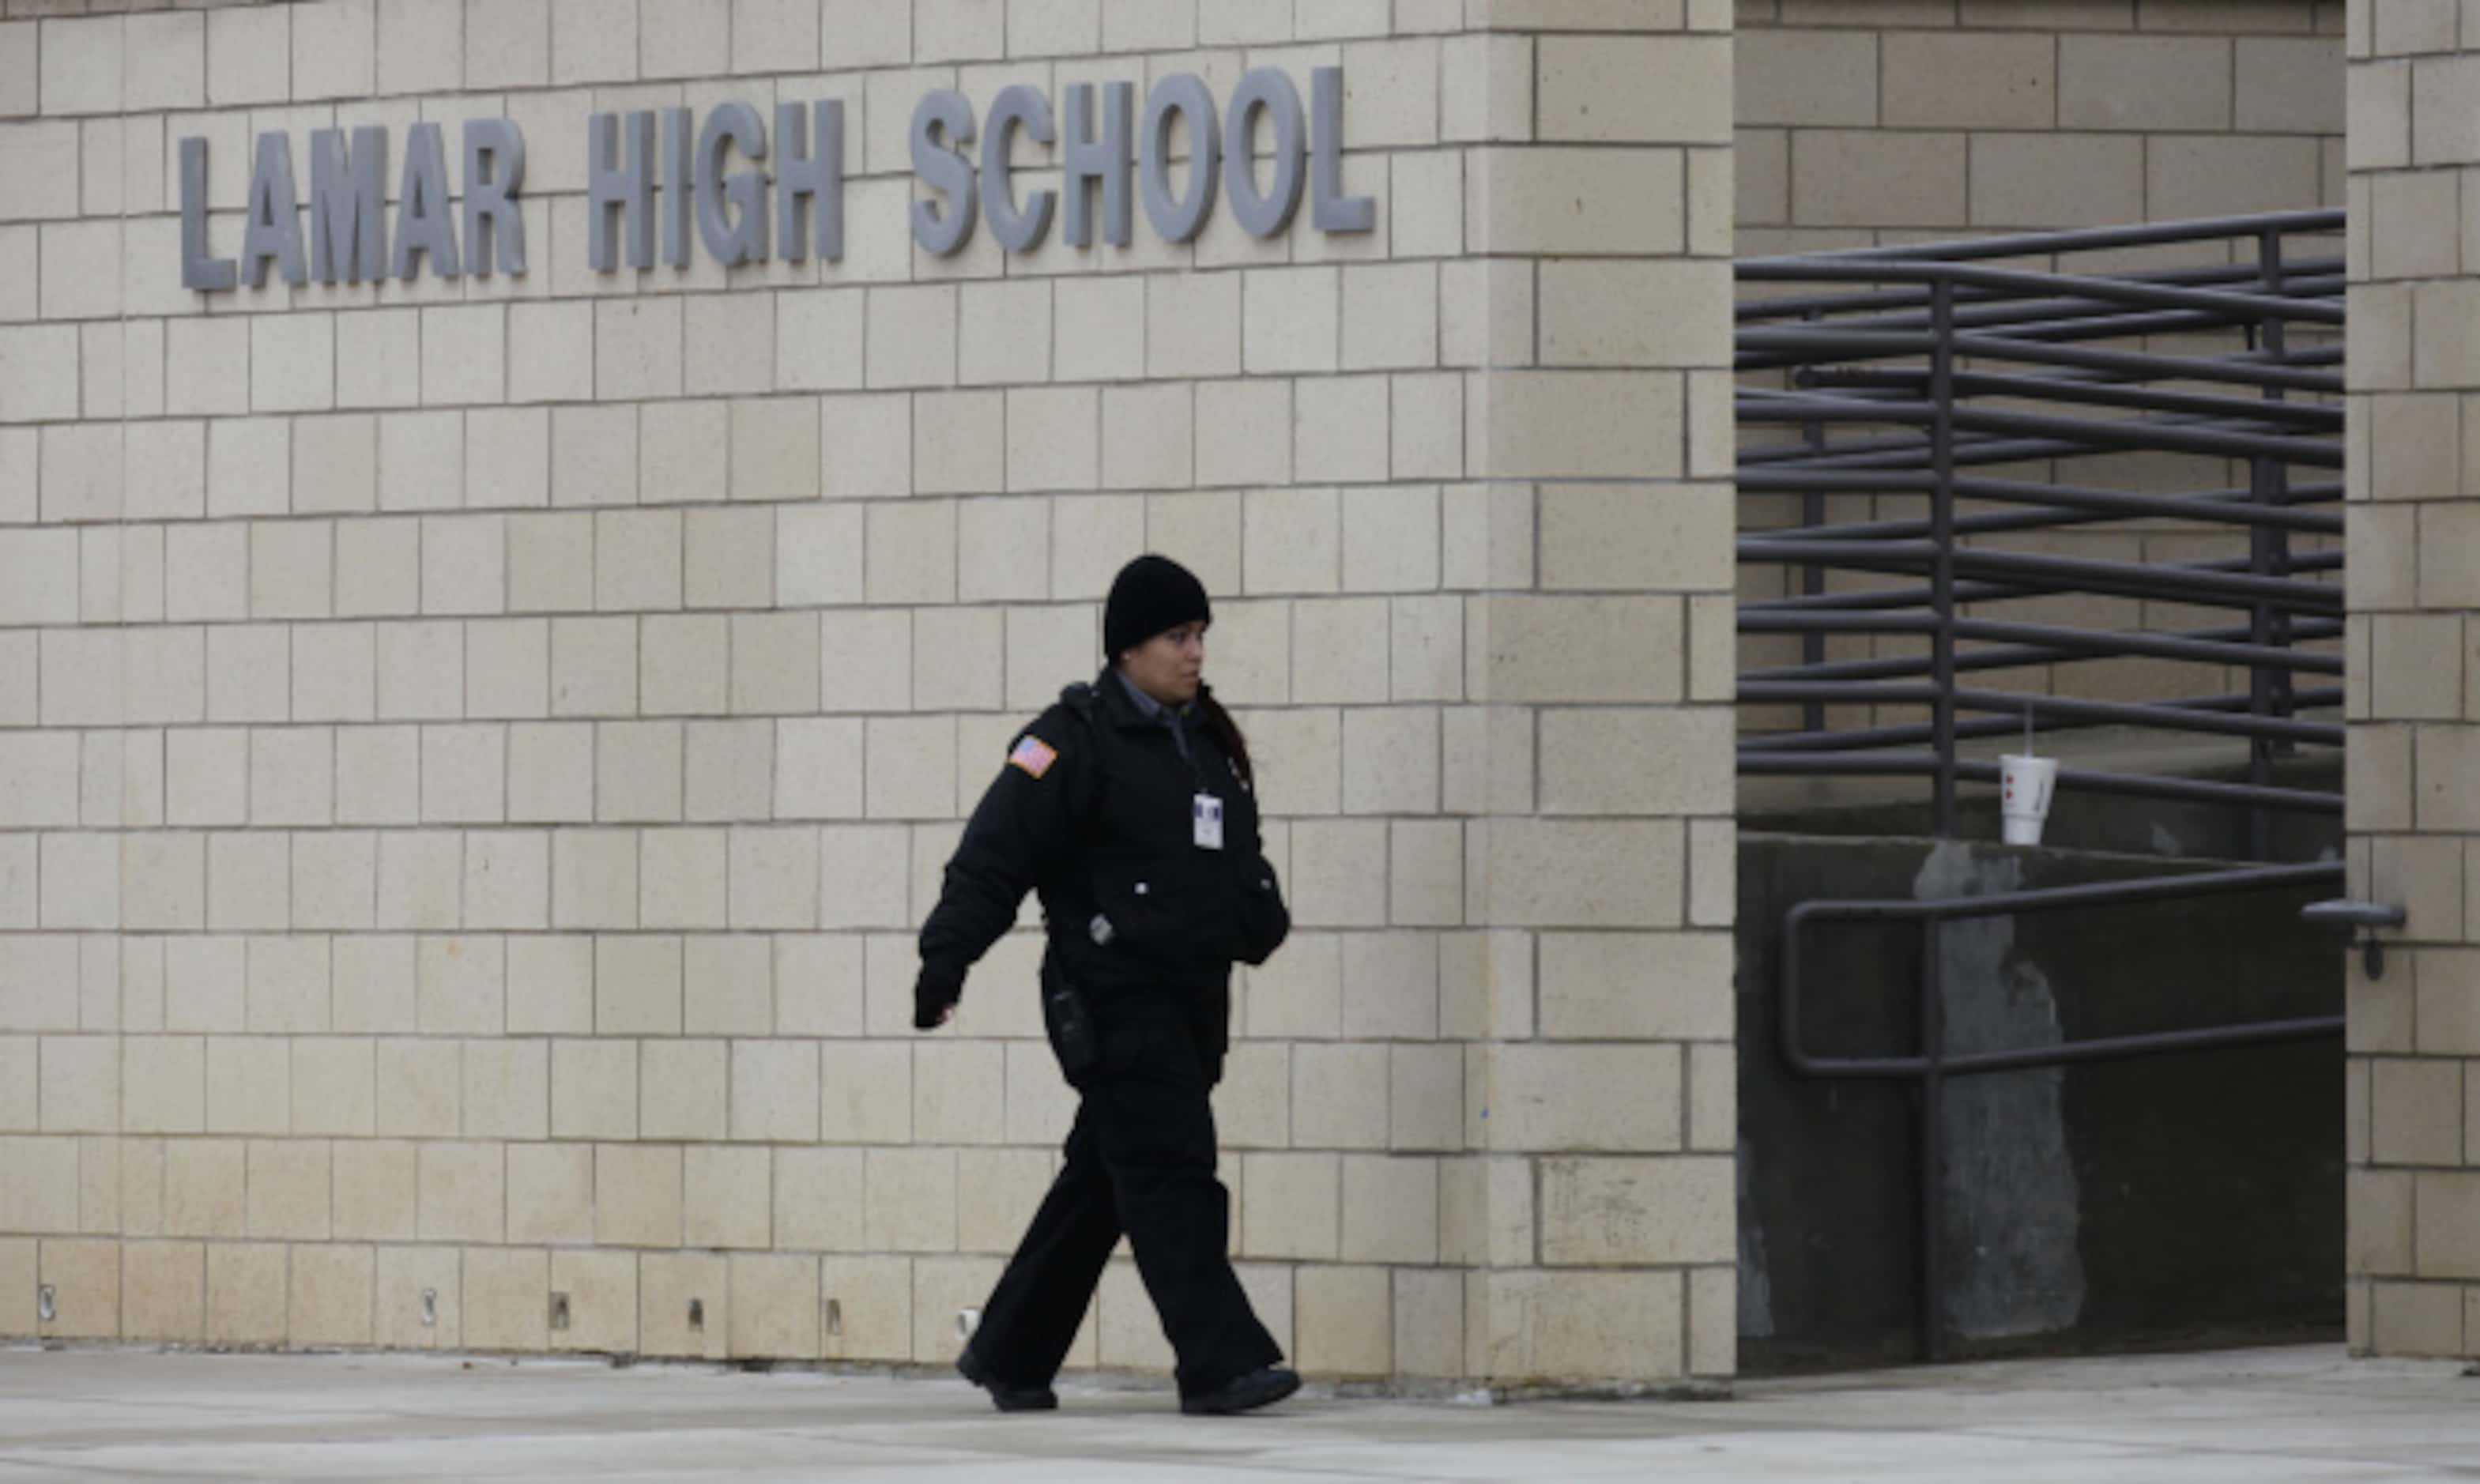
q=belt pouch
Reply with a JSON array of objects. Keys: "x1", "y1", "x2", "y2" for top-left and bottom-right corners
[{"x1": 1042, "y1": 959, "x2": 1100, "y2": 1080}]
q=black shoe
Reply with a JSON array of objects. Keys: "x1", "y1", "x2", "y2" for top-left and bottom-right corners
[
  {"x1": 1181, "y1": 1365, "x2": 1302, "y2": 1416},
  {"x1": 956, "y1": 1347, "x2": 1058, "y2": 1412}
]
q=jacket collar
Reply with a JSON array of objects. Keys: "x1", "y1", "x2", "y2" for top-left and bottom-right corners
[{"x1": 1095, "y1": 666, "x2": 1211, "y2": 732}]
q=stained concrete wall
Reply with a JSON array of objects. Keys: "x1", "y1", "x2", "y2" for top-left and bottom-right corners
[
  {"x1": 2341, "y1": 0, "x2": 2480, "y2": 1362},
  {"x1": 0, "y1": 0, "x2": 1739, "y2": 1387},
  {"x1": 1737, "y1": 834, "x2": 2341, "y2": 1372}
]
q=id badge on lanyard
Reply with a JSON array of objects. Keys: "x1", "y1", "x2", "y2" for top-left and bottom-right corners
[{"x1": 1193, "y1": 794, "x2": 1225, "y2": 850}]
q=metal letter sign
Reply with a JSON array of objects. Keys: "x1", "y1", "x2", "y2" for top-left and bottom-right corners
[
  {"x1": 175, "y1": 68, "x2": 1369, "y2": 293},
  {"x1": 309, "y1": 126, "x2": 389, "y2": 284}
]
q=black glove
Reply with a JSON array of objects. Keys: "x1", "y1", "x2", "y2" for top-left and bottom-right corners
[{"x1": 914, "y1": 962, "x2": 964, "y2": 1030}]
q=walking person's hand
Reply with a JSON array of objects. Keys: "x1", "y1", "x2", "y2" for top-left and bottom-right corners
[{"x1": 914, "y1": 963, "x2": 963, "y2": 1030}]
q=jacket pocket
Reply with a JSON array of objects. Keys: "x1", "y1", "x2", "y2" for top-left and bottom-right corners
[
  {"x1": 1231, "y1": 854, "x2": 1290, "y2": 966},
  {"x1": 1087, "y1": 858, "x2": 1182, "y2": 959}
]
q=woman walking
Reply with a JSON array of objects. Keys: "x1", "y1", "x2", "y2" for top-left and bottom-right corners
[{"x1": 914, "y1": 554, "x2": 1301, "y2": 1416}]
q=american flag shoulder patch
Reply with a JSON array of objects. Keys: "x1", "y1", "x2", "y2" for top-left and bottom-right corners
[{"x1": 1008, "y1": 735, "x2": 1058, "y2": 779}]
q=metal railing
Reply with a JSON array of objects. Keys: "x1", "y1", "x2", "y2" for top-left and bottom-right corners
[
  {"x1": 1737, "y1": 211, "x2": 2346, "y2": 854},
  {"x1": 1777, "y1": 860, "x2": 2346, "y2": 1364},
  {"x1": 1742, "y1": 214, "x2": 2352, "y2": 1365}
]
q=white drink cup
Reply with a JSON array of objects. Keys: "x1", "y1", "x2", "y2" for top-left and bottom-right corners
[{"x1": 2000, "y1": 754, "x2": 2058, "y2": 846}]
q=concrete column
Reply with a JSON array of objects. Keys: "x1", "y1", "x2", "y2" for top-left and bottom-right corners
[
  {"x1": 1453, "y1": 0, "x2": 1739, "y2": 1388},
  {"x1": 2344, "y1": 0, "x2": 2480, "y2": 1361}
]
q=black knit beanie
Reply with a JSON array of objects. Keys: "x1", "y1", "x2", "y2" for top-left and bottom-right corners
[{"x1": 1103, "y1": 554, "x2": 1212, "y2": 658}]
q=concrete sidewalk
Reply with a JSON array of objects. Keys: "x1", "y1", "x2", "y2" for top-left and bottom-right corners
[{"x1": 0, "y1": 1343, "x2": 2474, "y2": 1481}]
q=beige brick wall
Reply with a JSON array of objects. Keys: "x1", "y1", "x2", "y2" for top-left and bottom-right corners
[
  {"x1": 2, "y1": 1, "x2": 298, "y2": 17},
  {"x1": 1735, "y1": 1, "x2": 2347, "y2": 733},
  {"x1": 1738, "y1": 0, "x2": 2346, "y2": 245},
  {"x1": 2344, "y1": 0, "x2": 2480, "y2": 1362},
  {"x1": 0, "y1": 0, "x2": 1737, "y2": 1388}
]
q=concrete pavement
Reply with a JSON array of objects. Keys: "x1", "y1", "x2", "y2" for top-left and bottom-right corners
[{"x1": 0, "y1": 1343, "x2": 2475, "y2": 1481}]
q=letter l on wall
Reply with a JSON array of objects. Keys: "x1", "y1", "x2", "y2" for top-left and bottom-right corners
[
  {"x1": 179, "y1": 137, "x2": 237, "y2": 292},
  {"x1": 1311, "y1": 67, "x2": 1374, "y2": 234}
]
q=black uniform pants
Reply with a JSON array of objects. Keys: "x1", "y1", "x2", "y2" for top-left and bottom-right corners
[{"x1": 969, "y1": 989, "x2": 1281, "y2": 1399}]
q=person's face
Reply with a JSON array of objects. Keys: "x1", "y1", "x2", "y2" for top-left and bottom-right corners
[{"x1": 1120, "y1": 620, "x2": 1207, "y2": 706}]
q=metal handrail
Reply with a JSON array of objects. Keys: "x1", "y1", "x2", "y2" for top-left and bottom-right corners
[
  {"x1": 1777, "y1": 860, "x2": 2346, "y2": 1363},
  {"x1": 1750, "y1": 209, "x2": 2345, "y2": 264},
  {"x1": 1736, "y1": 210, "x2": 2346, "y2": 852},
  {"x1": 1736, "y1": 330, "x2": 2346, "y2": 395},
  {"x1": 1741, "y1": 259, "x2": 2345, "y2": 326}
]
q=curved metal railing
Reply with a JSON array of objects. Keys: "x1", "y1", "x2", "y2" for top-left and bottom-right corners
[{"x1": 1736, "y1": 210, "x2": 2346, "y2": 855}]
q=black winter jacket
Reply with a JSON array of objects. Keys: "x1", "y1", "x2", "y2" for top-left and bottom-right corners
[{"x1": 919, "y1": 670, "x2": 1291, "y2": 1008}]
